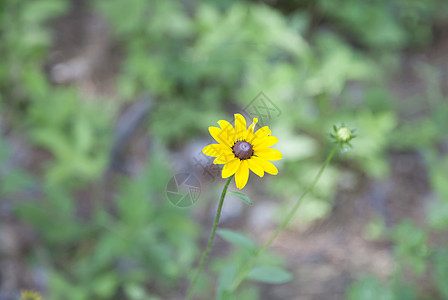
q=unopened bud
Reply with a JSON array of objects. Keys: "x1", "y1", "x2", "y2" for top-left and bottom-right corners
[{"x1": 337, "y1": 127, "x2": 351, "y2": 142}]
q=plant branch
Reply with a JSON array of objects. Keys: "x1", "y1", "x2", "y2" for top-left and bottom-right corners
[
  {"x1": 230, "y1": 147, "x2": 337, "y2": 292},
  {"x1": 186, "y1": 175, "x2": 234, "y2": 300}
]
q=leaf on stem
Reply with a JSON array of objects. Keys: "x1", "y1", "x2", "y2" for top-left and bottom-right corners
[
  {"x1": 217, "y1": 229, "x2": 257, "y2": 253},
  {"x1": 228, "y1": 191, "x2": 253, "y2": 206},
  {"x1": 247, "y1": 266, "x2": 293, "y2": 284}
]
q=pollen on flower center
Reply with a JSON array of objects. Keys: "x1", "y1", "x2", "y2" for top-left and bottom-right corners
[{"x1": 232, "y1": 141, "x2": 253, "y2": 160}]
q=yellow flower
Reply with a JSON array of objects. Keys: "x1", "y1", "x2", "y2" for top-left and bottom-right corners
[
  {"x1": 20, "y1": 290, "x2": 42, "y2": 300},
  {"x1": 202, "y1": 113, "x2": 282, "y2": 189}
]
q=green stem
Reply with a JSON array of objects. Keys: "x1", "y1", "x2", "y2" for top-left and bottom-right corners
[
  {"x1": 230, "y1": 147, "x2": 337, "y2": 292},
  {"x1": 186, "y1": 175, "x2": 234, "y2": 300}
]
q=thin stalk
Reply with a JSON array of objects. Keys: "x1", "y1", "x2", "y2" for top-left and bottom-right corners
[
  {"x1": 230, "y1": 147, "x2": 337, "y2": 292},
  {"x1": 186, "y1": 175, "x2": 234, "y2": 300}
]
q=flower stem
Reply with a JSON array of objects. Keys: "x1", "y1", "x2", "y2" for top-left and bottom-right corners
[
  {"x1": 186, "y1": 175, "x2": 234, "y2": 300},
  {"x1": 230, "y1": 147, "x2": 337, "y2": 292}
]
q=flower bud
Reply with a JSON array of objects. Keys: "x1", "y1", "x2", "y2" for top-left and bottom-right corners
[
  {"x1": 329, "y1": 124, "x2": 356, "y2": 151},
  {"x1": 337, "y1": 127, "x2": 351, "y2": 142}
]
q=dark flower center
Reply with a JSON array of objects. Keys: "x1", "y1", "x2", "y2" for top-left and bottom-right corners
[{"x1": 233, "y1": 141, "x2": 253, "y2": 160}]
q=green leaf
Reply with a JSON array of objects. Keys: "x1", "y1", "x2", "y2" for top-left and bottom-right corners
[
  {"x1": 247, "y1": 266, "x2": 293, "y2": 284},
  {"x1": 217, "y1": 229, "x2": 257, "y2": 253},
  {"x1": 217, "y1": 264, "x2": 238, "y2": 300},
  {"x1": 435, "y1": 250, "x2": 448, "y2": 298},
  {"x1": 93, "y1": 273, "x2": 118, "y2": 298},
  {"x1": 228, "y1": 191, "x2": 253, "y2": 206},
  {"x1": 124, "y1": 283, "x2": 148, "y2": 300}
]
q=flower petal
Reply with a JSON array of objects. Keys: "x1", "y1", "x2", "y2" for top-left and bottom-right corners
[
  {"x1": 251, "y1": 156, "x2": 278, "y2": 175},
  {"x1": 222, "y1": 158, "x2": 241, "y2": 178},
  {"x1": 250, "y1": 126, "x2": 271, "y2": 144},
  {"x1": 245, "y1": 118, "x2": 258, "y2": 141},
  {"x1": 202, "y1": 143, "x2": 228, "y2": 157},
  {"x1": 247, "y1": 157, "x2": 264, "y2": 177},
  {"x1": 209, "y1": 126, "x2": 234, "y2": 148},
  {"x1": 253, "y1": 136, "x2": 279, "y2": 150},
  {"x1": 213, "y1": 148, "x2": 235, "y2": 164},
  {"x1": 235, "y1": 160, "x2": 250, "y2": 189},
  {"x1": 234, "y1": 113, "x2": 247, "y2": 140},
  {"x1": 218, "y1": 120, "x2": 236, "y2": 144},
  {"x1": 254, "y1": 148, "x2": 283, "y2": 161}
]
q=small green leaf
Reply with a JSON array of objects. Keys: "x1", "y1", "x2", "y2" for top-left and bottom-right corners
[
  {"x1": 247, "y1": 266, "x2": 293, "y2": 284},
  {"x1": 228, "y1": 191, "x2": 253, "y2": 206},
  {"x1": 93, "y1": 273, "x2": 118, "y2": 298},
  {"x1": 217, "y1": 229, "x2": 257, "y2": 253}
]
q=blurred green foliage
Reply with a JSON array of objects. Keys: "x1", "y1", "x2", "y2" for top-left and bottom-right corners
[{"x1": 1, "y1": 0, "x2": 448, "y2": 299}]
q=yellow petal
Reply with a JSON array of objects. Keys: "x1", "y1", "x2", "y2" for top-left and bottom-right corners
[
  {"x1": 245, "y1": 118, "x2": 258, "y2": 141},
  {"x1": 218, "y1": 120, "x2": 236, "y2": 144},
  {"x1": 251, "y1": 156, "x2": 278, "y2": 175},
  {"x1": 213, "y1": 148, "x2": 235, "y2": 164},
  {"x1": 247, "y1": 158, "x2": 264, "y2": 177},
  {"x1": 253, "y1": 136, "x2": 279, "y2": 150},
  {"x1": 218, "y1": 119, "x2": 235, "y2": 131},
  {"x1": 234, "y1": 113, "x2": 247, "y2": 140},
  {"x1": 250, "y1": 126, "x2": 271, "y2": 144},
  {"x1": 222, "y1": 158, "x2": 241, "y2": 178},
  {"x1": 202, "y1": 143, "x2": 228, "y2": 157},
  {"x1": 254, "y1": 148, "x2": 283, "y2": 161},
  {"x1": 235, "y1": 160, "x2": 250, "y2": 189},
  {"x1": 209, "y1": 126, "x2": 234, "y2": 148}
]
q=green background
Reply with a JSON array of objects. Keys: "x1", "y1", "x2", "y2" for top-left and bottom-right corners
[{"x1": 1, "y1": 0, "x2": 448, "y2": 299}]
